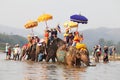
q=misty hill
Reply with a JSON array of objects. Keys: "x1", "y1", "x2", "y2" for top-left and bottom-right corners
[
  {"x1": 0, "y1": 24, "x2": 38, "y2": 37},
  {"x1": 82, "y1": 27, "x2": 120, "y2": 48},
  {"x1": 0, "y1": 33, "x2": 27, "y2": 50}
]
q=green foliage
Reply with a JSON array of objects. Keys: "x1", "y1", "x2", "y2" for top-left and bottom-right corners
[
  {"x1": 106, "y1": 40, "x2": 114, "y2": 46},
  {"x1": 98, "y1": 38, "x2": 120, "y2": 54},
  {"x1": 116, "y1": 41, "x2": 120, "y2": 54},
  {"x1": 98, "y1": 38, "x2": 106, "y2": 48},
  {"x1": 0, "y1": 33, "x2": 27, "y2": 50},
  {"x1": 99, "y1": 38, "x2": 114, "y2": 47}
]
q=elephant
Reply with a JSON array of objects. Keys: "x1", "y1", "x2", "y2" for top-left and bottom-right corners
[
  {"x1": 20, "y1": 44, "x2": 31, "y2": 61},
  {"x1": 56, "y1": 46, "x2": 90, "y2": 67},
  {"x1": 45, "y1": 38, "x2": 66, "y2": 62},
  {"x1": 20, "y1": 43, "x2": 36, "y2": 61}
]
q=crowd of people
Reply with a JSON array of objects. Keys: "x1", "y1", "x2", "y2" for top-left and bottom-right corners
[
  {"x1": 5, "y1": 43, "x2": 21, "y2": 60},
  {"x1": 93, "y1": 45, "x2": 116, "y2": 63},
  {"x1": 63, "y1": 29, "x2": 84, "y2": 47}
]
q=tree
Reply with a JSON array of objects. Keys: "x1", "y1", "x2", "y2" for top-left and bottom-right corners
[
  {"x1": 106, "y1": 40, "x2": 114, "y2": 46},
  {"x1": 116, "y1": 41, "x2": 120, "y2": 54}
]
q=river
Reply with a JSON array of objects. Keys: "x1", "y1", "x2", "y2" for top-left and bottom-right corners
[{"x1": 0, "y1": 52, "x2": 120, "y2": 80}]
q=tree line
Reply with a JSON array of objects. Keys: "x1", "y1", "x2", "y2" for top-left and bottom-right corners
[
  {"x1": 0, "y1": 33, "x2": 27, "y2": 51},
  {"x1": 98, "y1": 38, "x2": 120, "y2": 54}
]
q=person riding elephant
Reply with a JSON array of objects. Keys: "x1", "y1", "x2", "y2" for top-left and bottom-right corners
[{"x1": 35, "y1": 39, "x2": 46, "y2": 62}]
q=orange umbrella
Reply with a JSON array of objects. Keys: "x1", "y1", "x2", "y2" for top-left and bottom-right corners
[
  {"x1": 24, "y1": 20, "x2": 38, "y2": 29},
  {"x1": 24, "y1": 20, "x2": 38, "y2": 36},
  {"x1": 37, "y1": 14, "x2": 53, "y2": 29}
]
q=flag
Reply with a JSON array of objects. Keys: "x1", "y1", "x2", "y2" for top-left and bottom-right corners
[{"x1": 56, "y1": 24, "x2": 61, "y2": 33}]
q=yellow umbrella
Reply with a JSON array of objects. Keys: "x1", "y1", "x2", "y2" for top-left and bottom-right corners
[
  {"x1": 64, "y1": 21, "x2": 78, "y2": 28},
  {"x1": 24, "y1": 20, "x2": 38, "y2": 36},
  {"x1": 24, "y1": 20, "x2": 38, "y2": 29},
  {"x1": 37, "y1": 13, "x2": 53, "y2": 29}
]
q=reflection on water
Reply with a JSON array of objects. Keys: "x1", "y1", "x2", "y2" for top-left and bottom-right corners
[{"x1": 0, "y1": 53, "x2": 120, "y2": 80}]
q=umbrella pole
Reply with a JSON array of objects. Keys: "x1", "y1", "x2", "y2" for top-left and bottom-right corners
[
  {"x1": 31, "y1": 28, "x2": 34, "y2": 36},
  {"x1": 76, "y1": 27, "x2": 78, "y2": 31},
  {"x1": 45, "y1": 21, "x2": 48, "y2": 29}
]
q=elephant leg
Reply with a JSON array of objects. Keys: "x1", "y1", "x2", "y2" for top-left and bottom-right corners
[
  {"x1": 27, "y1": 53, "x2": 31, "y2": 60},
  {"x1": 76, "y1": 58, "x2": 81, "y2": 67},
  {"x1": 46, "y1": 55, "x2": 51, "y2": 62},
  {"x1": 51, "y1": 56, "x2": 56, "y2": 63},
  {"x1": 31, "y1": 53, "x2": 35, "y2": 61},
  {"x1": 35, "y1": 53, "x2": 38, "y2": 62}
]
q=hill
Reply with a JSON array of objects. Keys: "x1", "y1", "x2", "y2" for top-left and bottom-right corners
[
  {"x1": 0, "y1": 24, "x2": 39, "y2": 37},
  {"x1": 82, "y1": 27, "x2": 120, "y2": 49},
  {"x1": 0, "y1": 33, "x2": 27, "y2": 50}
]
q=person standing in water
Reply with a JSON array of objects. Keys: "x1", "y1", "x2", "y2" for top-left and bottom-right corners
[
  {"x1": 5, "y1": 43, "x2": 10, "y2": 59},
  {"x1": 103, "y1": 46, "x2": 109, "y2": 63}
]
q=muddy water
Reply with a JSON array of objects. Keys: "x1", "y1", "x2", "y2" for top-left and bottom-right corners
[{"x1": 0, "y1": 53, "x2": 120, "y2": 80}]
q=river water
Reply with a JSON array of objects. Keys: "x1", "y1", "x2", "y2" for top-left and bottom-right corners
[{"x1": 0, "y1": 52, "x2": 120, "y2": 80}]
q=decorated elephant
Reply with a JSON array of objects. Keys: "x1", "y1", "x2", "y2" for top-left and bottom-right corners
[
  {"x1": 56, "y1": 45, "x2": 90, "y2": 67},
  {"x1": 20, "y1": 43, "x2": 32, "y2": 61},
  {"x1": 45, "y1": 38, "x2": 66, "y2": 62}
]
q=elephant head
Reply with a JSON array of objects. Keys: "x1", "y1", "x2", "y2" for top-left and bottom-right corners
[
  {"x1": 79, "y1": 48, "x2": 90, "y2": 66},
  {"x1": 65, "y1": 46, "x2": 90, "y2": 67},
  {"x1": 65, "y1": 46, "x2": 81, "y2": 67}
]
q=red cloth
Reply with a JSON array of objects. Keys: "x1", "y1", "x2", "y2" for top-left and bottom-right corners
[
  {"x1": 8, "y1": 48, "x2": 11, "y2": 55},
  {"x1": 44, "y1": 32, "x2": 49, "y2": 37}
]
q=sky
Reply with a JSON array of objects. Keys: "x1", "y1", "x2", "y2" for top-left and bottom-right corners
[{"x1": 0, "y1": 0, "x2": 120, "y2": 34}]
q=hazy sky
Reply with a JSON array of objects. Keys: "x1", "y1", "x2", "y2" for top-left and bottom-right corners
[{"x1": 0, "y1": 0, "x2": 120, "y2": 33}]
